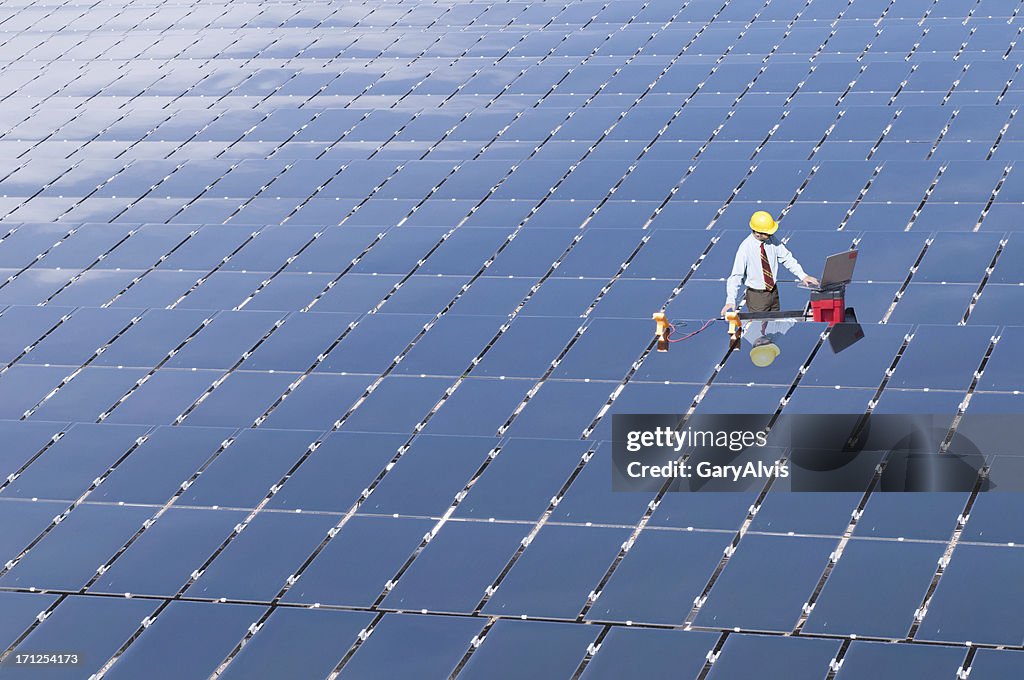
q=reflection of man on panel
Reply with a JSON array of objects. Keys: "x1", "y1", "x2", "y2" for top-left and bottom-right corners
[
  {"x1": 721, "y1": 211, "x2": 819, "y2": 317},
  {"x1": 744, "y1": 318, "x2": 797, "y2": 367}
]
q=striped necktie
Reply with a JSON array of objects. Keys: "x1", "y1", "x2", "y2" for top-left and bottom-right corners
[{"x1": 760, "y1": 242, "x2": 775, "y2": 291}]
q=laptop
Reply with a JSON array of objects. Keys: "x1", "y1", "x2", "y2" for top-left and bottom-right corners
[{"x1": 798, "y1": 249, "x2": 858, "y2": 292}]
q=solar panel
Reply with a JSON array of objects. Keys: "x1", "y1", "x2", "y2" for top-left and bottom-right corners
[
  {"x1": 238, "y1": 313, "x2": 351, "y2": 372},
  {"x1": 706, "y1": 634, "x2": 840, "y2": 680},
  {"x1": 873, "y1": 388, "x2": 967, "y2": 414},
  {"x1": 784, "y1": 385, "x2": 875, "y2": 414},
  {"x1": 393, "y1": 314, "x2": 503, "y2": 377},
  {"x1": 340, "y1": 375, "x2": 454, "y2": 434},
  {"x1": 696, "y1": 384, "x2": 789, "y2": 414},
  {"x1": 187, "y1": 511, "x2": 338, "y2": 602},
  {"x1": 359, "y1": 435, "x2": 494, "y2": 516},
  {"x1": 338, "y1": 614, "x2": 482, "y2": 680},
  {"x1": 800, "y1": 162, "x2": 878, "y2": 202},
  {"x1": 591, "y1": 382, "x2": 703, "y2": 439},
  {"x1": 503, "y1": 380, "x2": 615, "y2": 438},
  {"x1": 173, "y1": 272, "x2": 267, "y2": 311},
  {"x1": 107, "y1": 270, "x2": 201, "y2": 308},
  {"x1": 835, "y1": 642, "x2": 966, "y2": 680},
  {"x1": 667, "y1": 280, "x2": 740, "y2": 319},
  {"x1": 551, "y1": 445, "x2": 655, "y2": 523},
  {"x1": 24, "y1": 307, "x2": 137, "y2": 366},
  {"x1": 582, "y1": 628, "x2": 717, "y2": 680},
  {"x1": 3, "y1": 423, "x2": 146, "y2": 500},
  {"x1": 0, "y1": 499, "x2": 66, "y2": 568},
  {"x1": 0, "y1": 503, "x2": 153, "y2": 591},
  {"x1": 913, "y1": 232, "x2": 1002, "y2": 283},
  {"x1": 749, "y1": 492, "x2": 860, "y2": 535},
  {"x1": 517, "y1": 279, "x2": 606, "y2": 317},
  {"x1": 182, "y1": 370, "x2": 297, "y2": 427},
  {"x1": 417, "y1": 229, "x2": 510, "y2": 275},
  {"x1": 90, "y1": 507, "x2": 245, "y2": 597},
  {"x1": 592, "y1": 279, "x2": 680, "y2": 319},
  {"x1": 887, "y1": 325, "x2": 994, "y2": 390},
  {"x1": 176, "y1": 429, "x2": 314, "y2": 508},
  {"x1": 455, "y1": 438, "x2": 587, "y2": 521},
  {"x1": 102, "y1": 601, "x2": 264, "y2": 680},
  {"x1": 221, "y1": 608, "x2": 371, "y2": 680},
  {"x1": 804, "y1": 539, "x2": 944, "y2": 638},
  {"x1": 382, "y1": 521, "x2": 524, "y2": 613},
  {"x1": 317, "y1": 313, "x2": 433, "y2": 374},
  {"x1": 855, "y1": 493, "x2": 968, "y2": 541},
  {"x1": 969, "y1": 284, "x2": 1024, "y2": 325},
  {"x1": 37, "y1": 224, "x2": 134, "y2": 268},
  {"x1": 956, "y1": 482, "x2": 1024, "y2": 544},
  {"x1": 283, "y1": 515, "x2": 433, "y2": 607},
  {"x1": 457, "y1": 619, "x2": 597, "y2": 680},
  {"x1": 7, "y1": 596, "x2": 159, "y2": 680},
  {"x1": 585, "y1": 529, "x2": 730, "y2": 625},
  {"x1": 801, "y1": 323, "x2": 909, "y2": 387},
  {"x1": 715, "y1": 323, "x2": 822, "y2": 387},
  {"x1": 0, "y1": 592, "x2": 60, "y2": 652},
  {"x1": 0, "y1": 306, "x2": 70, "y2": 364},
  {"x1": 482, "y1": 524, "x2": 629, "y2": 619},
  {"x1": 101, "y1": 368, "x2": 220, "y2": 425},
  {"x1": 695, "y1": 534, "x2": 835, "y2": 631},
  {"x1": 969, "y1": 650, "x2": 1024, "y2": 679},
  {"x1": 917, "y1": 544, "x2": 1024, "y2": 645},
  {"x1": 420, "y1": 378, "x2": 532, "y2": 436},
  {"x1": 165, "y1": 311, "x2": 283, "y2": 369}
]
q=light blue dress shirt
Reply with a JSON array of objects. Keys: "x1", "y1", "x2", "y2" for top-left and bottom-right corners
[{"x1": 725, "y1": 234, "x2": 808, "y2": 306}]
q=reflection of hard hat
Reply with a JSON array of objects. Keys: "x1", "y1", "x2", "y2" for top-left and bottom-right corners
[
  {"x1": 750, "y1": 211, "x2": 778, "y2": 235},
  {"x1": 750, "y1": 337, "x2": 781, "y2": 367}
]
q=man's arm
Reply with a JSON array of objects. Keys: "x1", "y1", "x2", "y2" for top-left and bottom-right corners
[
  {"x1": 723, "y1": 245, "x2": 746, "y2": 314},
  {"x1": 775, "y1": 242, "x2": 809, "y2": 280}
]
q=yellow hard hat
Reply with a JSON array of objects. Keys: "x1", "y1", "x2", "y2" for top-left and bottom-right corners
[
  {"x1": 750, "y1": 211, "x2": 778, "y2": 235},
  {"x1": 750, "y1": 342, "x2": 780, "y2": 367}
]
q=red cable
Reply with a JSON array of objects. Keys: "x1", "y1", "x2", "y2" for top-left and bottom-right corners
[{"x1": 666, "y1": 318, "x2": 716, "y2": 342}]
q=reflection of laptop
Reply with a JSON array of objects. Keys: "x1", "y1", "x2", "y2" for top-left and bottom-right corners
[{"x1": 799, "y1": 250, "x2": 858, "y2": 292}]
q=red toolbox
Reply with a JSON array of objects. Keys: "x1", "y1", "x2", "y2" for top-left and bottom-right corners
[{"x1": 810, "y1": 289, "x2": 846, "y2": 325}]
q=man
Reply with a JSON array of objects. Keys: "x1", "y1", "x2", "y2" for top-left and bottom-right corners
[{"x1": 721, "y1": 211, "x2": 819, "y2": 317}]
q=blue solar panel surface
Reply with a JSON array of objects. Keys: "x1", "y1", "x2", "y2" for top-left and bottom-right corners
[{"x1": 0, "y1": 0, "x2": 1021, "y2": 677}]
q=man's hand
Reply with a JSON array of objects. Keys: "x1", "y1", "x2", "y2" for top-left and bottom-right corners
[
  {"x1": 802, "y1": 275, "x2": 819, "y2": 287},
  {"x1": 721, "y1": 303, "x2": 735, "y2": 317}
]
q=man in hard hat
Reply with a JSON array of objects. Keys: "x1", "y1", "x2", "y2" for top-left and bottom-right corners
[{"x1": 721, "y1": 211, "x2": 819, "y2": 317}]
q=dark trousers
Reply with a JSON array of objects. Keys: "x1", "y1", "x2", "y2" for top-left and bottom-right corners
[{"x1": 746, "y1": 287, "x2": 780, "y2": 312}]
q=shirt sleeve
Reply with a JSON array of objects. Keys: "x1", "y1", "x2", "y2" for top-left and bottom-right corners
[
  {"x1": 775, "y1": 242, "x2": 808, "y2": 280},
  {"x1": 725, "y1": 243, "x2": 746, "y2": 306}
]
